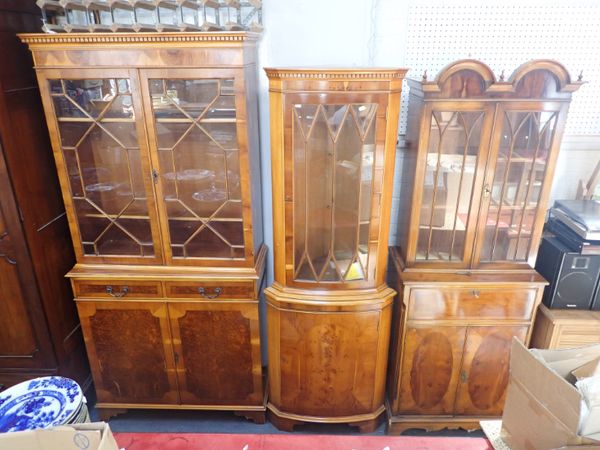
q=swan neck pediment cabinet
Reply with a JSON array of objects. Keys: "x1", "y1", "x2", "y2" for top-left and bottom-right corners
[
  {"x1": 264, "y1": 68, "x2": 407, "y2": 432},
  {"x1": 20, "y1": 32, "x2": 266, "y2": 422},
  {"x1": 387, "y1": 60, "x2": 583, "y2": 434}
]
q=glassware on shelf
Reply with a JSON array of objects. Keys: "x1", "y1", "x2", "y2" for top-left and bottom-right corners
[
  {"x1": 38, "y1": 0, "x2": 264, "y2": 32},
  {"x1": 219, "y1": 0, "x2": 243, "y2": 31},
  {"x1": 109, "y1": 0, "x2": 136, "y2": 31},
  {"x1": 85, "y1": 0, "x2": 113, "y2": 32},
  {"x1": 56, "y1": 0, "x2": 91, "y2": 32},
  {"x1": 131, "y1": 0, "x2": 158, "y2": 31},
  {"x1": 177, "y1": 0, "x2": 202, "y2": 31},
  {"x1": 156, "y1": 0, "x2": 180, "y2": 31},
  {"x1": 199, "y1": 0, "x2": 221, "y2": 30},
  {"x1": 192, "y1": 184, "x2": 227, "y2": 202},
  {"x1": 240, "y1": 0, "x2": 261, "y2": 32},
  {"x1": 37, "y1": 0, "x2": 68, "y2": 33}
]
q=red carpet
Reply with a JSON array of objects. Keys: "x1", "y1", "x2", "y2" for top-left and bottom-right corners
[{"x1": 114, "y1": 433, "x2": 492, "y2": 449}]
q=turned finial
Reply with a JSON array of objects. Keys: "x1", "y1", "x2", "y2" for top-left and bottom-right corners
[
  {"x1": 499, "y1": 70, "x2": 505, "y2": 82},
  {"x1": 422, "y1": 69, "x2": 427, "y2": 81},
  {"x1": 578, "y1": 70, "x2": 584, "y2": 82}
]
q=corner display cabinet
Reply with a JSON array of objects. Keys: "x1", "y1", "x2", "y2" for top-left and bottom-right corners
[
  {"x1": 265, "y1": 68, "x2": 407, "y2": 432},
  {"x1": 20, "y1": 32, "x2": 266, "y2": 422},
  {"x1": 387, "y1": 60, "x2": 583, "y2": 434}
]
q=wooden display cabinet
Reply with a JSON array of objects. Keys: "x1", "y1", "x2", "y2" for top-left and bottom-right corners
[
  {"x1": 20, "y1": 32, "x2": 266, "y2": 422},
  {"x1": 388, "y1": 60, "x2": 583, "y2": 434},
  {"x1": 264, "y1": 68, "x2": 407, "y2": 431}
]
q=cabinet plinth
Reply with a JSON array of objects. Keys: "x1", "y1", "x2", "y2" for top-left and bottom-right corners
[
  {"x1": 387, "y1": 60, "x2": 582, "y2": 433},
  {"x1": 20, "y1": 32, "x2": 266, "y2": 420},
  {"x1": 265, "y1": 68, "x2": 407, "y2": 429}
]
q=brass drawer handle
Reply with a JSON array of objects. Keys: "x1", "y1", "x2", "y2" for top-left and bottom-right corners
[
  {"x1": 471, "y1": 290, "x2": 480, "y2": 298},
  {"x1": 198, "y1": 287, "x2": 222, "y2": 299},
  {"x1": 106, "y1": 286, "x2": 129, "y2": 298}
]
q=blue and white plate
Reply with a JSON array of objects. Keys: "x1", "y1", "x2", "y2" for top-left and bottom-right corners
[{"x1": 0, "y1": 377, "x2": 83, "y2": 432}]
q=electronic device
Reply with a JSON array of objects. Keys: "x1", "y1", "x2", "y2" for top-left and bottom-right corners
[{"x1": 535, "y1": 236, "x2": 600, "y2": 309}]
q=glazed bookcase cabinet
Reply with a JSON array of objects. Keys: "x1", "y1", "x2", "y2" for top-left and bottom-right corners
[
  {"x1": 20, "y1": 32, "x2": 266, "y2": 422},
  {"x1": 265, "y1": 68, "x2": 407, "y2": 432},
  {"x1": 387, "y1": 60, "x2": 583, "y2": 434}
]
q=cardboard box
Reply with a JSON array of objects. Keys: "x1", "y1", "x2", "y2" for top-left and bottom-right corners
[
  {"x1": 573, "y1": 358, "x2": 600, "y2": 381},
  {"x1": 0, "y1": 422, "x2": 119, "y2": 450},
  {"x1": 501, "y1": 339, "x2": 600, "y2": 450}
]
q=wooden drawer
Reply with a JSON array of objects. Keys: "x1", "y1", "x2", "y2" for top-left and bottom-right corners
[
  {"x1": 73, "y1": 280, "x2": 163, "y2": 299},
  {"x1": 408, "y1": 287, "x2": 537, "y2": 321},
  {"x1": 165, "y1": 281, "x2": 255, "y2": 300}
]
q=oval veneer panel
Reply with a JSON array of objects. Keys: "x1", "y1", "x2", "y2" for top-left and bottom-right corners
[
  {"x1": 467, "y1": 332, "x2": 511, "y2": 410},
  {"x1": 410, "y1": 332, "x2": 453, "y2": 408}
]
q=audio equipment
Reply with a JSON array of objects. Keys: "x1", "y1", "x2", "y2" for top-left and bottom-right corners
[{"x1": 536, "y1": 236, "x2": 600, "y2": 309}]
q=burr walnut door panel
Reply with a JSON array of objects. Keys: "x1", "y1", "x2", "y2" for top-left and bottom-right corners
[
  {"x1": 275, "y1": 308, "x2": 387, "y2": 417},
  {"x1": 454, "y1": 326, "x2": 528, "y2": 416},
  {"x1": 168, "y1": 302, "x2": 263, "y2": 406},
  {"x1": 77, "y1": 301, "x2": 178, "y2": 404},
  {"x1": 396, "y1": 325, "x2": 467, "y2": 415}
]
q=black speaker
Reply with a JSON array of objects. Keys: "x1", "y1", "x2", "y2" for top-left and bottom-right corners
[
  {"x1": 592, "y1": 281, "x2": 600, "y2": 311},
  {"x1": 535, "y1": 236, "x2": 600, "y2": 309}
]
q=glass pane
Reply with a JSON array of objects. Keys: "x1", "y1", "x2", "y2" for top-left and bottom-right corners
[
  {"x1": 416, "y1": 111, "x2": 484, "y2": 262},
  {"x1": 53, "y1": 79, "x2": 133, "y2": 119},
  {"x1": 50, "y1": 78, "x2": 154, "y2": 258},
  {"x1": 293, "y1": 103, "x2": 377, "y2": 283},
  {"x1": 149, "y1": 78, "x2": 244, "y2": 260},
  {"x1": 480, "y1": 110, "x2": 557, "y2": 262},
  {"x1": 150, "y1": 79, "x2": 219, "y2": 119}
]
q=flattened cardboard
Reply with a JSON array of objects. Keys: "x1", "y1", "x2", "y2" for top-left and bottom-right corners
[
  {"x1": 573, "y1": 358, "x2": 600, "y2": 381},
  {"x1": 502, "y1": 339, "x2": 600, "y2": 450},
  {"x1": 0, "y1": 422, "x2": 118, "y2": 450}
]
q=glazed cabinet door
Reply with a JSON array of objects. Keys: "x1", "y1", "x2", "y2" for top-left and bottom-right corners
[
  {"x1": 168, "y1": 301, "x2": 262, "y2": 406},
  {"x1": 395, "y1": 325, "x2": 466, "y2": 415},
  {"x1": 76, "y1": 301, "x2": 178, "y2": 404},
  {"x1": 285, "y1": 93, "x2": 391, "y2": 288},
  {"x1": 475, "y1": 102, "x2": 568, "y2": 267},
  {"x1": 139, "y1": 69, "x2": 252, "y2": 267},
  {"x1": 407, "y1": 103, "x2": 495, "y2": 268},
  {"x1": 454, "y1": 326, "x2": 528, "y2": 415},
  {"x1": 37, "y1": 69, "x2": 162, "y2": 265}
]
